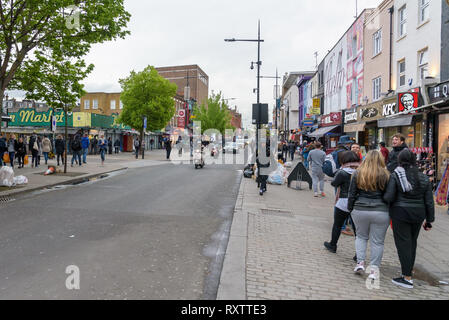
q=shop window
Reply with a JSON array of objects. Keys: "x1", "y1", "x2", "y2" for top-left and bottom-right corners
[
  {"x1": 438, "y1": 114, "x2": 449, "y2": 179},
  {"x1": 401, "y1": 125, "x2": 415, "y2": 148},
  {"x1": 415, "y1": 121, "x2": 423, "y2": 148}
]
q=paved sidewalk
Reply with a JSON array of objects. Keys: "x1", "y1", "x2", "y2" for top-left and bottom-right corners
[
  {"x1": 218, "y1": 160, "x2": 449, "y2": 300},
  {"x1": 0, "y1": 150, "x2": 168, "y2": 197}
]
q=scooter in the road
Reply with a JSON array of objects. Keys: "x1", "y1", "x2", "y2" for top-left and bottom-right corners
[{"x1": 194, "y1": 147, "x2": 204, "y2": 169}]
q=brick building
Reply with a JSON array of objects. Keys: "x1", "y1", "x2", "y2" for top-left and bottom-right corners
[
  {"x1": 229, "y1": 107, "x2": 242, "y2": 129},
  {"x1": 155, "y1": 65, "x2": 209, "y2": 107},
  {"x1": 80, "y1": 92, "x2": 122, "y2": 116}
]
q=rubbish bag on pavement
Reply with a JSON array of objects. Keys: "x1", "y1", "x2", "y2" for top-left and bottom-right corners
[
  {"x1": 0, "y1": 166, "x2": 14, "y2": 187},
  {"x1": 268, "y1": 163, "x2": 287, "y2": 185},
  {"x1": 13, "y1": 175, "x2": 28, "y2": 185}
]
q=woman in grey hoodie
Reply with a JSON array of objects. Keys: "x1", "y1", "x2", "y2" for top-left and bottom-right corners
[{"x1": 324, "y1": 151, "x2": 361, "y2": 254}]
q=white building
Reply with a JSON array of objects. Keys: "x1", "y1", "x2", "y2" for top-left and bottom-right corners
[
  {"x1": 392, "y1": 0, "x2": 441, "y2": 93},
  {"x1": 281, "y1": 72, "x2": 300, "y2": 133}
]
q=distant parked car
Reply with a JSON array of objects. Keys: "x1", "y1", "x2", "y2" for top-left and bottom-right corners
[{"x1": 223, "y1": 142, "x2": 238, "y2": 154}]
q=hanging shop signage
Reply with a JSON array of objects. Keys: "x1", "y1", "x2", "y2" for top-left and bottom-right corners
[
  {"x1": 428, "y1": 80, "x2": 449, "y2": 105},
  {"x1": 311, "y1": 98, "x2": 321, "y2": 115},
  {"x1": 358, "y1": 96, "x2": 397, "y2": 121},
  {"x1": 410, "y1": 147, "x2": 433, "y2": 154},
  {"x1": 177, "y1": 109, "x2": 186, "y2": 128},
  {"x1": 320, "y1": 112, "x2": 341, "y2": 127},
  {"x1": 8, "y1": 108, "x2": 73, "y2": 127},
  {"x1": 398, "y1": 88, "x2": 420, "y2": 113},
  {"x1": 344, "y1": 108, "x2": 358, "y2": 124}
]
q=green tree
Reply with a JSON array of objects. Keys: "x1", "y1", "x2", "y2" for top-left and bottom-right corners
[
  {"x1": 193, "y1": 92, "x2": 235, "y2": 135},
  {"x1": 0, "y1": 0, "x2": 130, "y2": 131},
  {"x1": 16, "y1": 50, "x2": 94, "y2": 173},
  {"x1": 118, "y1": 66, "x2": 178, "y2": 155}
]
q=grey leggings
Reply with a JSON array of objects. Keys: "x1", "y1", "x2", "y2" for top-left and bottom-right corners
[
  {"x1": 351, "y1": 209, "x2": 390, "y2": 267},
  {"x1": 311, "y1": 169, "x2": 325, "y2": 193}
]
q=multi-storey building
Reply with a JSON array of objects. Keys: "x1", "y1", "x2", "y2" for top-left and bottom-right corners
[{"x1": 155, "y1": 65, "x2": 209, "y2": 108}]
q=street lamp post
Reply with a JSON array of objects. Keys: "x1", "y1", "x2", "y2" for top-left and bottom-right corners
[{"x1": 225, "y1": 20, "x2": 264, "y2": 169}]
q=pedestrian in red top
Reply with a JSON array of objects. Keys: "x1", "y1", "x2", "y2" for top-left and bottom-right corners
[{"x1": 379, "y1": 142, "x2": 389, "y2": 162}]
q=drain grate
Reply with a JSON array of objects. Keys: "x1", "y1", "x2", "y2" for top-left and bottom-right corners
[
  {"x1": 0, "y1": 196, "x2": 15, "y2": 204},
  {"x1": 260, "y1": 208, "x2": 294, "y2": 218}
]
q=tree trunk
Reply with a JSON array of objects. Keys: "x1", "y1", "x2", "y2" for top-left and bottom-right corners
[{"x1": 0, "y1": 87, "x2": 4, "y2": 136}]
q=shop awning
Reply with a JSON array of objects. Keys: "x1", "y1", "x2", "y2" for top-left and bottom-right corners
[
  {"x1": 307, "y1": 125, "x2": 339, "y2": 138},
  {"x1": 377, "y1": 115, "x2": 413, "y2": 128},
  {"x1": 344, "y1": 123, "x2": 366, "y2": 132}
]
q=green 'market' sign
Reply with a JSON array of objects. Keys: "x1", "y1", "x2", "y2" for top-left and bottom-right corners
[{"x1": 8, "y1": 108, "x2": 73, "y2": 127}]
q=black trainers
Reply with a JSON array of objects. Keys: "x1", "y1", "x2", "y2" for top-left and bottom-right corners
[
  {"x1": 392, "y1": 277, "x2": 413, "y2": 289},
  {"x1": 324, "y1": 241, "x2": 336, "y2": 253},
  {"x1": 353, "y1": 255, "x2": 357, "y2": 262}
]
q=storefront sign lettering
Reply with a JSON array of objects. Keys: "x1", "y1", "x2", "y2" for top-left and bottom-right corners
[
  {"x1": 428, "y1": 80, "x2": 449, "y2": 104},
  {"x1": 9, "y1": 109, "x2": 67, "y2": 127},
  {"x1": 382, "y1": 103, "x2": 396, "y2": 116},
  {"x1": 361, "y1": 107, "x2": 378, "y2": 119},
  {"x1": 344, "y1": 112, "x2": 358, "y2": 123},
  {"x1": 321, "y1": 112, "x2": 342, "y2": 126}
]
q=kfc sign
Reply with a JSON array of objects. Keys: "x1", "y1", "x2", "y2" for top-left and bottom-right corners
[
  {"x1": 382, "y1": 102, "x2": 396, "y2": 116},
  {"x1": 398, "y1": 91, "x2": 419, "y2": 113}
]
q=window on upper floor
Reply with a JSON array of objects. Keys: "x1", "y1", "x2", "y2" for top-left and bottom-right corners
[
  {"x1": 352, "y1": 36, "x2": 357, "y2": 58},
  {"x1": 92, "y1": 99, "x2": 98, "y2": 109},
  {"x1": 110, "y1": 100, "x2": 116, "y2": 110},
  {"x1": 398, "y1": 60, "x2": 406, "y2": 87},
  {"x1": 84, "y1": 100, "x2": 90, "y2": 110},
  {"x1": 419, "y1": 0, "x2": 430, "y2": 24},
  {"x1": 373, "y1": 29, "x2": 382, "y2": 56},
  {"x1": 373, "y1": 77, "x2": 382, "y2": 101},
  {"x1": 398, "y1": 6, "x2": 407, "y2": 37},
  {"x1": 418, "y1": 49, "x2": 429, "y2": 80}
]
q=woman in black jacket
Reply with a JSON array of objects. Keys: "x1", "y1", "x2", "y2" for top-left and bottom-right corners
[
  {"x1": 55, "y1": 135, "x2": 65, "y2": 166},
  {"x1": 383, "y1": 149, "x2": 435, "y2": 289},
  {"x1": 15, "y1": 137, "x2": 26, "y2": 168},
  {"x1": 324, "y1": 151, "x2": 361, "y2": 254}
]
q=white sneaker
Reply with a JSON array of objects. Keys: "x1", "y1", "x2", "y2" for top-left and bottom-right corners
[
  {"x1": 368, "y1": 267, "x2": 379, "y2": 280},
  {"x1": 354, "y1": 262, "x2": 365, "y2": 274},
  {"x1": 314, "y1": 192, "x2": 319, "y2": 197}
]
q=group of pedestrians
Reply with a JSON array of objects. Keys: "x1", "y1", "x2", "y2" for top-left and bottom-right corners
[
  {"x1": 280, "y1": 140, "x2": 298, "y2": 162},
  {"x1": 319, "y1": 133, "x2": 434, "y2": 289}
]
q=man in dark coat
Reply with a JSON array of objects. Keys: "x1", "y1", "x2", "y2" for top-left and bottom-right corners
[
  {"x1": 55, "y1": 135, "x2": 65, "y2": 166},
  {"x1": 164, "y1": 138, "x2": 172, "y2": 160},
  {"x1": 387, "y1": 133, "x2": 408, "y2": 173}
]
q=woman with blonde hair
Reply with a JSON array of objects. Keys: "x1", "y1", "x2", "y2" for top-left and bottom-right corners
[{"x1": 348, "y1": 150, "x2": 391, "y2": 280}]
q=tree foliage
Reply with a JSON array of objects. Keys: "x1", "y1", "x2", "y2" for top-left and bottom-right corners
[
  {"x1": 118, "y1": 66, "x2": 178, "y2": 132},
  {"x1": 0, "y1": 0, "x2": 130, "y2": 94},
  {"x1": 16, "y1": 51, "x2": 93, "y2": 110},
  {"x1": 193, "y1": 92, "x2": 235, "y2": 134}
]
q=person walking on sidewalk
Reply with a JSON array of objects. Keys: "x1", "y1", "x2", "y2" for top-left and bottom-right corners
[
  {"x1": 42, "y1": 135, "x2": 52, "y2": 165},
  {"x1": 324, "y1": 151, "x2": 361, "y2": 254},
  {"x1": 29, "y1": 133, "x2": 39, "y2": 168},
  {"x1": 36, "y1": 136, "x2": 43, "y2": 166},
  {"x1": 256, "y1": 140, "x2": 272, "y2": 196},
  {"x1": 16, "y1": 137, "x2": 26, "y2": 168},
  {"x1": 71, "y1": 135, "x2": 82, "y2": 167},
  {"x1": 308, "y1": 141, "x2": 326, "y2": 197},
  {"x1": 114, "y1": 138, "x2": 120, "y2": 154},
  {"x1": 383, "y1": 149, "x2": 435, "y2": 289},
  {"x1": 81, "y1": 133, "x2": 90, "y2": 164},
  {"x1": 288, "y1": 140, "x2": 296, "y2": 161},
  {"x1": 7, "y1": 135, "x2": 17, "y2": 168},
  {"x1": 55, "y1": 135, "x2": 65, "y2": 166},
  {"x1": 387, "y1": 133, "x2": 408, "y2": 173},
  {"x1": 164, "y1": 138, "x2": 172, "y2": 160},
  {"x1": 379, "y1": 142, "x2": 389, "y2": 162},
  {"x1": 150, "y1": 138, "x2": 154, "y2": 151},
  {"x1": 134, "y1": 138, "x2": 140, "y2": 159},
  {"x1": 98, "y1": 135, "x2": 107, "y2": 166},
  {"x1": 348, "y1": 150, "x2": 391, "y2": 281}
]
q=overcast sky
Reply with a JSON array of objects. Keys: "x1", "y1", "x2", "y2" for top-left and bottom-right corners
[{"x1": 12, "y1": 0, "x2": 383, "y2": 128}]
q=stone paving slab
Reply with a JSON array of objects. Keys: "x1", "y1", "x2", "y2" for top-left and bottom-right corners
[{"x1": 219, "y1": 159, "x2": 449, "y2": 300}]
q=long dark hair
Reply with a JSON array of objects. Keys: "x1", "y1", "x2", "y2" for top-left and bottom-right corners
[{"x1": 398, "y1": 149, "x2": 421, "y2": 191}]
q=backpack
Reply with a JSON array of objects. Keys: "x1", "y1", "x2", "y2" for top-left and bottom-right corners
[
  {"x1": 322, "y1": 153, "x2": 338, "y2": 177},
  {"x1": 72, "y1": 139, "x2": 81, "y2": 150}
]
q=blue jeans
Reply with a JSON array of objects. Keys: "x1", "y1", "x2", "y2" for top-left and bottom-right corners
[
  {"x1": 100, "y1": 149, "x2": 105, "y2": 162},
  {"x1": 82, "y1": 148, "x2": 88, "y2": 163},
  {"x1": 71, "y1": 151, "x2": 81, "y2": 166},
  {"x1": 9, "y1": 152, "x2": 15, "y2": 168},
  {"x1": 43, "y1": 152, "x2": 49, "y2": 164}
]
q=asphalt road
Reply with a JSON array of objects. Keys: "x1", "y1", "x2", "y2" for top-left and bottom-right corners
[{"x1": 0, "y1": 161, "x2": 242, "y2": 299}]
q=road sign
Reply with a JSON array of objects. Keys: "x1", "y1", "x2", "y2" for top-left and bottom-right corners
[
  {"x1": 51, "y1": 115, "x2": 57, "y2": 132},
  {"x1": 143, "y1": 117, "x2": 147, "y2": 129},
  {"x1": 252, "y1": 103, "x2": 268, "y2": 124}
]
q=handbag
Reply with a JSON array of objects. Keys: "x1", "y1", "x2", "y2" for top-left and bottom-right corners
[
  {"x1": 24, "y1": 155, "x2": 29, "y2": 165},
  {"x1": 3, "y1": 152, "x2": 10, "y2": 163},
  {"x1": 33, "y1": 141, "x2": 39, "y2": 151}
]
